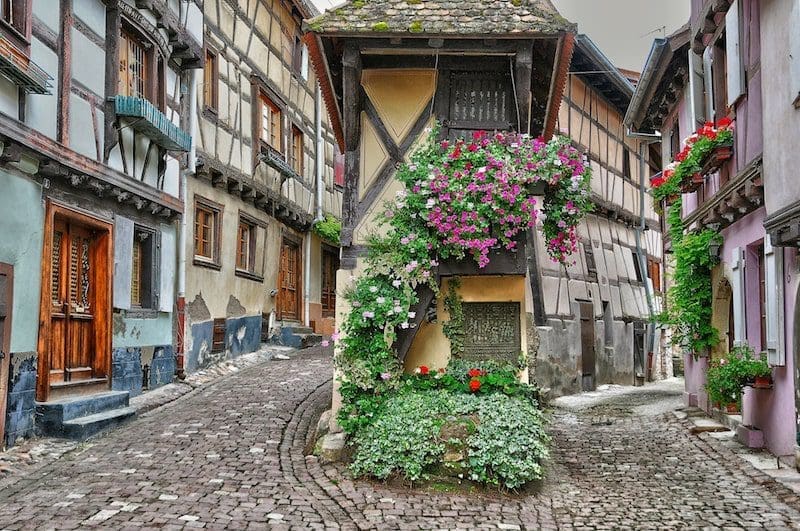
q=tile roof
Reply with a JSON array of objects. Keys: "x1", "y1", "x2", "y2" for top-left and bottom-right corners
[{"x1": 305, "y1": 0, "x2": 575, "y2": 36}]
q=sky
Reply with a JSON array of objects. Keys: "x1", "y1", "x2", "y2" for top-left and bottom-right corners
[{"x1": 308, "y1": 0, "x2": 691, "y2": 74}]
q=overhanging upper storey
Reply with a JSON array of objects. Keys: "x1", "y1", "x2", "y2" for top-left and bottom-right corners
[{"x1": 303, "y1": 0, "x2": 578, "y2": 152}]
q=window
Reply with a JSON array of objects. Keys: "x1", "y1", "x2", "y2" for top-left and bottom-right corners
[
  {"x1": 334, "y1": 144, "x2": 344, "y2": 187},
  {"x1": 212, "y1": 317, "x2": 226, "y2": 353},
  {"x1": 259, "y1": 91, "x2": 282, "y2": 153},
  {"x1": 584, "y1": 242, "x2": 597, "y2": 278},
  {"x1": 669, "y1": 123, "x2": 680, "y2": 160},
  {"x1": 758, "y1": 243, "x2": 766, "y2": 351},
  {"x1": 631, "y1": 251, "x2": 644, "y2": 282},
  {"x1": 236, "y1": 219, "x2": 256, "y2": 272},
  {"x1": 194, "y1": 197, "x2": 222, "y2": 267},
  {"x1": 292, "y1": 35, "x2": 303, "y2": 73},
  {"x1": 131, "y1": 227, "x2": 157, "y2": 309},
  {"x1": 622, "y1": 146, "x2": 631, "y2": 180},
  {"x1": 291, "y1": 125, "x2": 303, "y2": 175},
  {"x1": 204, "y1": 49, "x2": 218, "y2": 110},
  {"x1": 119, "y1": 30, "x2": 149, "y2": 100},
  {"x1": 0, "y1": 0, "x2": 29, "y2": 43},
  {"x1": 118, "y1": 27, "x2": 165, "y2": 109},
  {"x1": 321, "y1": 247, "x2": 339, "y2": 317}
]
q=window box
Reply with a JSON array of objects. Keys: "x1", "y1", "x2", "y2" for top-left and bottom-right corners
[
  {"x1": 0, "y1": 34, "x2": 51, "y2": 94},
  {"x1": 114, "y1": 95, "x2": 192, "y2": 151},
  {"x1": 699, "y1": 143, "x2": 733, "y2": 176},
  {"x1": 259, "y1": 142, "x2": 302, "y2": 182}
]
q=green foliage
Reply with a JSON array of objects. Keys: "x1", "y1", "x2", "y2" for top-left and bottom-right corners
[
  {"x1": 441, "y1": 278, "x2": 465, "y2": 356},
  {"x1": 399, "y1": 363, "x2": 539, "y2": 402},
  {"x1": 705, "y1": 345, "x2": 772, "y2": 407},
  {"x1": 465, "y1": 394, "x2": 550, "y2": 489},
  {"x1": 660, "y1": 197, "x2": 722, "y2": 355},
  {"x1": 349, "y1": 389, "x2": 549, "y2": 488},
  {"x1": 372, "y1": 21, "x2": 390, "y2": 31},
  {"x1": 408, "y1": 20, "x2": 423, "y2": 33},
  {"x1": 313, "y1": 214, "x2": 342, "y2": 245}
]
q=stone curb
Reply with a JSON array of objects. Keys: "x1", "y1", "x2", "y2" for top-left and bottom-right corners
[{"x1": 676, "y1": 414, "x2": 800, "y2": 508}]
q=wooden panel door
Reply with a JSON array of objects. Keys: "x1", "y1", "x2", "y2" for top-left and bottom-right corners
[
  {"x1": 278, "y1": 239, "x2": 300, "y2": 321},
  {"x1": 0, "y1": 263, "x2": 13, "y2": 446},
  {"x1": 49, "y1": 219, "x2": 96, "y2": 385}
]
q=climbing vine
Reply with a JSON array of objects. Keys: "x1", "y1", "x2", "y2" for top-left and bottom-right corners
[
  {"x1": 312, "y1": 214, "x2": 342, "y2": 245},
  {"x1": 660, "y1": 198, "x2": 722, "y2": 355},
  {"x1": 334, "y1": 126, "x2": 592, "y2": 431},
  {"x1": 442, "y1": 278, "x2": 465, "y2": 357}
]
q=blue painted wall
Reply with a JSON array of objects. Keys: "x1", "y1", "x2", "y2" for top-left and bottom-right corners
[
  {"x1": 185, "y1": 316, "x2": 262, "y2": 374},
  {"x1": 3, "y1": 352, "x2": 37, "y2": 447},
  {"x1": 111, "y1": 345, "x2": 176, "y2": 397}
]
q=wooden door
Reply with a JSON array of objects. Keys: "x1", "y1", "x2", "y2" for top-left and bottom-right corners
[
  {"x1": 580, "y1": 302, "x2": 596, "y2": 392},
  {"x1": 278, "y1": 238, "x2": 300, "y2": 321},
  {"x1": 49, "y1": 219, "x2": 97, "y2": 384},
  {"x1": 0, "y1": 263, "x2": 13, "y2": 446}
]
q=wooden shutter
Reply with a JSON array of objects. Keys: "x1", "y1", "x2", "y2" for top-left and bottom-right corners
[
  {"x1": 725, "y1": 0, "x2": 745, "y2": 106},
  {"x1": 212, "y1": 318, "x2": 226, "y2": 352},
  {"x1": 131, "y1": 239, "x2": 141, "y2": 306},
  {"x1": 158, "y1": 225, "x2": 174, "y2": 312},
  {"x1": 764, "y1": 236, "x2": 785, "y2": 365},
  {"x1": 689, "y1": 49, "x2": 706, "y2": 127},
  {"x1": 113, "y1": 216, "x2": 134, "y2": 310},
  {"x1": 731, "y1": 246, "x2": 747, "y2": 347},
  {"x1": 702, "y1": 47, "x2": 715, "y2": 122}
]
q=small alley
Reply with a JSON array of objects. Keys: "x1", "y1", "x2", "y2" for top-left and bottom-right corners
[{"x1": 1, "y1": 347, "x2": 799, "y2": 530}]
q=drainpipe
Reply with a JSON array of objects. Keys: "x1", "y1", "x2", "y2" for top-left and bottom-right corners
[
  {"x1": 176, "y1": 67, "x2": 199, "y2": 378},
  {"x1": 627, "y1": 127, "x2": 662, "y2": 378},
  {"x1": 315, "y1": 85, "x2": 325, "y2": 222}
]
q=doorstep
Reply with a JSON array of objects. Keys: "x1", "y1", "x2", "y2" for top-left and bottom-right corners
[{"x1": 674, "y1": 407, "x2": 800, "y2": 496}]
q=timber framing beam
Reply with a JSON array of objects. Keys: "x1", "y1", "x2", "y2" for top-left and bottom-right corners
[{"x1": 340, "y1": 43, "x2": 362, "y2": 258}]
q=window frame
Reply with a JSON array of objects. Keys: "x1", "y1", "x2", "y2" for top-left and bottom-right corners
[
  {"x1": 258, "y1": 89, "x2": 283, "y2": 154},
  {"x1": 290, "y1": 124, "x2": 304, "y2": 176},
  {"x1": 193, "y1": 196, "x2": 223, "y2": 270},
  {"x1": 234, "y1": 212, "x2": 265, "y2": 282},
  {"x1": 203, "y1": 47, "x2": 218, "y2": 112},
  {"x1": 118, "y1": 23, "x2": 165, "y2": 110},
  {"x1": 130, "y1": 225, "x2": 159, "y2": 311},
  {"x1": 0, "y1": 0, "x2": 31, "y2": 54}
]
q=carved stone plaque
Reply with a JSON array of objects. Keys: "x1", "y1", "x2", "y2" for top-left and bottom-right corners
[{"x1": 462, "y1": 302, "x2": 521, "y2": 363}]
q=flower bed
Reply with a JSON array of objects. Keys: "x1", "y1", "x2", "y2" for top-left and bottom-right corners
[
  {"x1": 650, "y1": 118, "x2": 733, "y2": 205},
  {"x1": 332, "y1": 126, "x2": 592, "y2": 490}
]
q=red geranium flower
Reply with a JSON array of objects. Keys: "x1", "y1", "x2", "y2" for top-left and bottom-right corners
[
  {"x1": 468, "y1": 368, "x2": 482, "y2": 378},
  {"x1": 419, "y1": 365, "x2": 429, "y2": 375},
  {"x1": 651, "y1": 176, "x2": 665, "y2": 188},
  {"x1": 717, "y1": 117, "x2": 733, "y2": 129},
  {"x1": 674, "y1": 148, "x2": 688, "y2": 162},
  {"x1": 469, "y1": 378, "x2": 481, "y2": 392}
]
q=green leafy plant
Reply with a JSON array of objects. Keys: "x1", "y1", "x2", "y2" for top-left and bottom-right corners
[
  {"x1": 441, "y1": 278, "x2": 465, "y2": 357},
  {"x1": 348, "y1": 389, "x2": 549, "y2": 489},
  {"x1": 313, "y1": 214, "x2": 342, "y2": 245},
  {"x1": 705, "y1": 358, "x2": 742, "y2": 407},
  {"x1": 660, "y1": 198, "x2": 722, "y2": 355}
]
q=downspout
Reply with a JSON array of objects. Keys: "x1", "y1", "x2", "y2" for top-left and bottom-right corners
[
  {"x1": 304, "y1": 85, "x2": 325, "y2": 328},
  {"x1": 176, "y1": 66, "x2": 199, "y2": 378},
  {"x1": 627, "y1": 127, "x2": 661, "y2": 379}
]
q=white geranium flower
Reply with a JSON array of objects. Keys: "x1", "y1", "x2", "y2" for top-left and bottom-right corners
[{"x1": 369, "y1": 286, "x2": 378, "y2": 293}]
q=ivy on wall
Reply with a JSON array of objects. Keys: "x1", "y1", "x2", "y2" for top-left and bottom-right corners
[{"x1": 441, "y1": 277, "x2": 465, "y2": 357}]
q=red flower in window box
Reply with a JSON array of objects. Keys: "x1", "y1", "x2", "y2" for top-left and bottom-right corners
[
  {"x1": 717, "y1": 117, "x2": 733, "y2": 129},
  {"x1": 469, "y1": 378, "x2": 481, "y2": 392},
  {"x1": 650, "y1": 175, "x2": 665, "y2": 188},
  {"x1": 418, "y1": 365, "x2": 429, "y2": 376},
  {"x1": 467, "y1": 368, "x2": 482, "y2": 378}
]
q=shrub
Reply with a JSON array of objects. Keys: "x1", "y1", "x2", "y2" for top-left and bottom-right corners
[{"x1": 349, "y1": 389, "x2": 549, "y2": 489}]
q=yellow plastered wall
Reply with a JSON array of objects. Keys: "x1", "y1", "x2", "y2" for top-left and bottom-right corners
[{"x1": 404, "y1": 276, "x2": 529, "y2": 383}]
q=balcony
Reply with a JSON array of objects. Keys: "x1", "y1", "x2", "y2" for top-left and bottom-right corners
[
  {"x1": 0, "y1": 35, "x2": 52, "y2": 94},
  {"x1": 113, "y1": 96, "x2": 192, "y2": 152}
]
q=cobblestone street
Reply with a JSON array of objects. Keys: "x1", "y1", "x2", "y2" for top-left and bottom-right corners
[{"x1": 1, "y1": 347, "x2": 800, "y2": 530}]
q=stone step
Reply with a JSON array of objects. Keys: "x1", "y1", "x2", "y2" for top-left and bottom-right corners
[
  {"x1": 61, "y1": 407, "x2": 136, "y2": 441},
  {"x1": 37, "y1": 391, "x2": 130, "y2": 424},
  {"x1": 283, "y1": 325, "x2": 314, "y2": 335}
]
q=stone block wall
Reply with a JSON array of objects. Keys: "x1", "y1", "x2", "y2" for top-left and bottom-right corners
[{"x1": 3, "y1": 352, "x2": 37, "y2": 447}]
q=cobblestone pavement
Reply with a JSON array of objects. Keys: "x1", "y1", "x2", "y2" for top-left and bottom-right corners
[{"x1": 1, "y1": 347, "x2": 800, "y2": 529}]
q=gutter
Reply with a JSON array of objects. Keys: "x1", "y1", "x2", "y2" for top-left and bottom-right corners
[
  {"x1": 304, "y1": 85, "x2": 326, "y2": 329},
  {"x1": 623, "y1": 38, "x2": 668, "y2": 130}
]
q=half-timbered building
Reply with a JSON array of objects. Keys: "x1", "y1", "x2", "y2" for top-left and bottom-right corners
[
  {"x1": 0, "y1": 0, "x2": 201, "y2": 446},
  {"x1": 183, "y1": 0, "x2": 341, "y2": 373}
]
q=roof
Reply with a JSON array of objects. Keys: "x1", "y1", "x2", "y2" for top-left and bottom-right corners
[
  {"x1": 305, "y1": 0, "x2": 576, "y2": 36},
  {"x1": 571, "y1": 35, "x2": 635, "y2": 115},
  {"x1": 624, "y1": 23, "x2": 690, "y2": 132}
]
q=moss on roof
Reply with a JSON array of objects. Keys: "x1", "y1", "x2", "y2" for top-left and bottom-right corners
[{"x1": 305, "y1": 0, "x2": 575, "y2": 36}]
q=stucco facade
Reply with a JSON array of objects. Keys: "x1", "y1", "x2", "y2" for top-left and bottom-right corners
[{"x1": 1, "y1": 0, "x2": 201, "y2": 447}]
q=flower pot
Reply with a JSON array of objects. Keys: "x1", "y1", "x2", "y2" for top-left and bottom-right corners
[
  {"x1": 700, "y1": 144, "x2": 734, "y2": 176},
  {"x1": 725, "y1": 403, "x2": 739, "y2": 414},
  {"x1": 754, "y1": 376, "x2": 773, "y2": 389}
]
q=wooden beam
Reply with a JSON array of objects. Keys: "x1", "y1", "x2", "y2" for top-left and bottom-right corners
[
  {"x1": 57, "y1": 0, "x2": 73, "y2": 145},
  {"x1": 543, "y1": 33, "x2": 575, "y2": 141},
  {"x1": 514, "y1": 42, "x2": 533, "y2": 134},
  {"x1": 340, "y1": 43, "x2": 362, "y2": 253}
]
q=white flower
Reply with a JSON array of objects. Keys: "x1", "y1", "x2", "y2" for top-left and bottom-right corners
[
  {"x1": 369, "y1": 286, "x2": 378, "y2": 293},
  {"x1": 426, "y1": 198, "x2": 436, "y2": 209},
  {"x1": 393, "y1": 306, "x2": 403, "y2": 314},
  {"x1": 392, "y1": 279, "x2": 402, "y2": 288},
  {"x1": 554, "y1": 159, "x2": 562, "y2": 166},
  {"x1": 401, "y1": 322, "x2": 410, "y2": 329},
  {"x1": 408, "y1": 311, "x2": 416, "y2": 319},
  {"x1": 376, "y1": 296, "x2": 386, "y2": 304}
]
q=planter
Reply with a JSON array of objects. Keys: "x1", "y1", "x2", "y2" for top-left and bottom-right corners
[
  {"x1": 699, "y1": 144, "x2": 733, "y2": 177},
  {"x1": 754, "y1": 376, "x2": 773, "y2": 389},
  {"x1": 681, "y1": 172, "x2": 705, "y2": 193},
  {"x1": 725, "y1": 402, "x2": 739, "y2": 414},
  {"x1": 665, "y1": 193, "x2": 680, "y2": 205}
]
